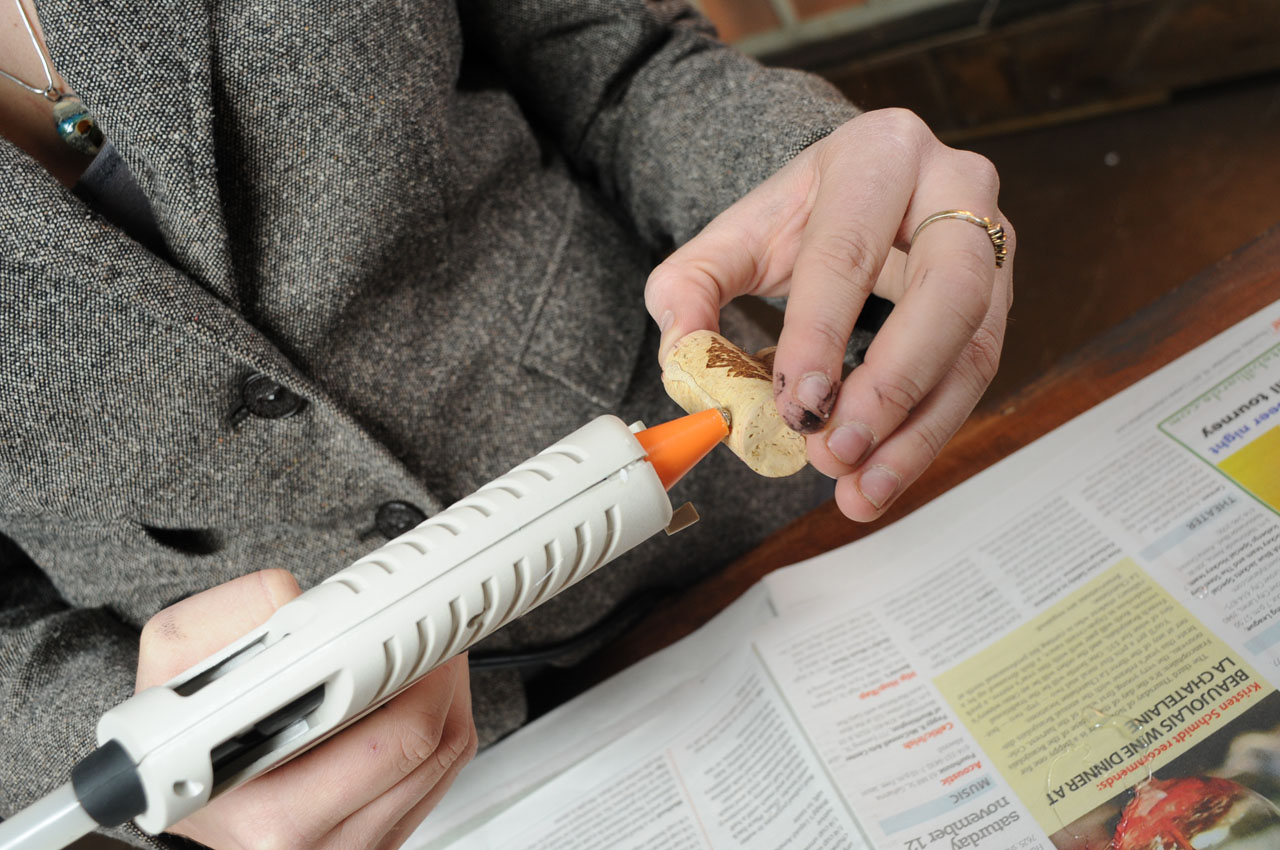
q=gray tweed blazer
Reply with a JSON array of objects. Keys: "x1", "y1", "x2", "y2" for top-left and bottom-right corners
[{"x1": 0, "y1": 0, "x2": 859, "y2": 839}]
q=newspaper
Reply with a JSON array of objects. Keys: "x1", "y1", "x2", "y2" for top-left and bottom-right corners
[{"x1": 412, "y1": 301, "x2": 1280, "y2": 850}]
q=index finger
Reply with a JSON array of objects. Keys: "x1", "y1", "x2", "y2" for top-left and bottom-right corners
[
  {"x1": 644, "y1": 154, "x2": 818, "y2": 361},
  {"x1": 769, "y1": 112, "x2": 925, "y2": 433}
]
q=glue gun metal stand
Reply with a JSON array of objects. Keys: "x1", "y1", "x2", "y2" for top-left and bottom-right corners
[{"x1": 0, "y1": 409, "x2": 730, "y2": 850}]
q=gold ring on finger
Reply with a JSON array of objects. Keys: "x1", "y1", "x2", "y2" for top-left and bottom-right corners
[{"x1": 910, "y1": 210, "x2": 1007, "y2": 269}]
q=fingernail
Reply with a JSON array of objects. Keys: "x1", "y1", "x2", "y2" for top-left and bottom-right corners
[
  {"x1": 827, "y1": 422, "x2": 876, "y2": 467},
  {"x1": 658, "y1": 310, "x2": 674, "y2": 333},
  {"x1": 783, "y1": 372, "x2": 838, "y2": 434},
  {"x1": 857, "y1": 465, "x2": 900, "y2": 510},
  {"x1": 796, "y1": 372, "x2": 833, "y2": 412}
]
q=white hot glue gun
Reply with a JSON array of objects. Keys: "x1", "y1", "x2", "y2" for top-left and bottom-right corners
[{"x1": 0, "y1": 409, "x2": 730, "y2": 850}]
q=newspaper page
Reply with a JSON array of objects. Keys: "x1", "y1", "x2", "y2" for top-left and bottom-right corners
[
  {"x1": 756, "y1": 300, "x2": 1280, "y2": 850},
  {"x1": 438, "y1": 644, "x2": 865, "y2": 850},
  {"x1": 413, "y1": 585, "x2": 782, "y2": 847},
  {"x1": 413, "y1": 301, "x2": 1280, "y2": 850}
]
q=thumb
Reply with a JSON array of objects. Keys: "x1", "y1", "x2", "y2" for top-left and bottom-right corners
[
  {"x1": 645, "y1": 246, "x2": 735, "y2": 363},
  {"x1": 644, "y1": 158, "x2": 816, "y2": 362},
  {"x1": 136, "y1": 569, "x2": 301, "y2": 692}
]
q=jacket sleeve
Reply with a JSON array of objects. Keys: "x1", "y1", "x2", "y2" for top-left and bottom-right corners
[
  {"x1": 459, "y1": 0, "x2": 860, "y2": 250},
  {"x1": 0, "y1": 533, "x2": 154, "y2": 847}
]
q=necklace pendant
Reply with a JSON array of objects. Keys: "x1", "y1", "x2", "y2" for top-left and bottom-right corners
[{"x1": 52, "y1": 95, "x2": 103, "y2": 156}]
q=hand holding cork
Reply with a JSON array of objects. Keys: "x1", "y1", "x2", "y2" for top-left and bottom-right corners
[{"x1": 644, "y1": 110, "x2": 1014, "y2": 520}]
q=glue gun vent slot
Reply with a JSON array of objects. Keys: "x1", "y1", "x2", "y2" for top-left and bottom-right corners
[
  {"x1": 532, "y1": 539, "x2": 562, "y2": 607},
  {"x1": 443, "y1": 597, "x2": 468, "y2": 658},
  {"x1": 566, "y1": 523, "x2": 591, "y2": 585},
  {"x1": 457, "y1": 498, "x2": 493, "y2": 518},
  {"x1": 373, "y1": 638, "x2": 401, "y2": 702},
  {"x1": 331, "y1": 575, "x2": 362, "y2": 595},
  {"x1": 542, "y1": 445, "x2": 587, "y2": 464},
  {"x1": 410, "y1": 616, "x2": 440, "y2": 678},
  {"x1": 504, "y1": 557, "x2": 530, "y2": 624},
  {"x1": 467, "y1": 577, "x2": 499, "y2": 641},
  {"x1": 520, "y1": 463, "x2": 554, "y2": 482},
  {"x1": 589, "y1": 505, "x2": 621, "y2": 575},
  {"x1": 401, "y1": 535, "x2": 431, "y2": 556},
  {"x1": 434, "y1": 517, "x2": 465, "y2": 536},
  {"x1": 488, "y1": 483, "x2": 525, "y2": 499}
]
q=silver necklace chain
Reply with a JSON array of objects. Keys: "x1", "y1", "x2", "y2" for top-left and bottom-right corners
[
  {"x1": 0, "y1": 0, "x2": 65, "y2": 101},
  {"x1": 1, "y1": 0, "x2": 103, "y2": 154}
]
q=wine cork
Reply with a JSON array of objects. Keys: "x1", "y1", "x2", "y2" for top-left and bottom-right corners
[{"x1": 661, "y1": 331, "x2": 808, "y2": 477}]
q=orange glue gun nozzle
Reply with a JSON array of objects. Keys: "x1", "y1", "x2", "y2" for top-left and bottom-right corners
[{"x1": 635, "y1": 408, "x2": 730, "y2": 491}]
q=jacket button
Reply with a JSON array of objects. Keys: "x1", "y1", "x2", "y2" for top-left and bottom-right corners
[
  {"x1": 375, "y1": 501, "x2": 426, "y2": 538},
  {"x1": 242, "y1": 373, "x2": 306, "y2": 419}
]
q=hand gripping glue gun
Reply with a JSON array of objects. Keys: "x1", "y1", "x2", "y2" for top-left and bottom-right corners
[{"x1": 0, "y1": 409, "x2": 730, "y2": 850}]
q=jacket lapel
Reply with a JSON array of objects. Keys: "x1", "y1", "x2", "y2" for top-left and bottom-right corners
[
  {"x1": 34, "y1": 0, "x2": 238, "y2": 305},
  {"x1": 0, "y1": 141, "x2": 446, "y2": 521},
  {"x1": 0, "y1": 141, "x2": 289, "y2": 396}
]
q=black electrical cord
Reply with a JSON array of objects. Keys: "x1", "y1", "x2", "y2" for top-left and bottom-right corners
[{"x1": 468, "y1": 585, "x2": 678, "y2": 670}]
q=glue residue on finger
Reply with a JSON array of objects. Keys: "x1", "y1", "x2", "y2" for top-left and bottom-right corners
[{"x1": 776, "y1": 372, "x2": 837, "y2": 435}]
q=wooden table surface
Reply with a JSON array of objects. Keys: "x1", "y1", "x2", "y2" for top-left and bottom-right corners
[{"x1": 577, "y1": 222, "x2": 1280, "y2": 688}]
